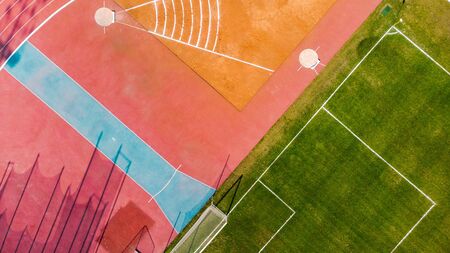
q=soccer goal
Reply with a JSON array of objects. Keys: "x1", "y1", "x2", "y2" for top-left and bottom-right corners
[{"x1": 171, "y1": 205, "x2": 227, "y2": 253}]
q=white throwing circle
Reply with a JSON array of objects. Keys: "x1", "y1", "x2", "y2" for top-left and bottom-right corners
[
  {"x1": 299, "y1": 49, "x2": 319, "y2": 69},
  {"x1": 95, "y1": 7, "x2": 115, "y2": 27}
]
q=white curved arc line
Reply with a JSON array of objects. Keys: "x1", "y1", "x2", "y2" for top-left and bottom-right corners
[
  {"x1": 161, "y1": 0, "x2": 167, "y2": 35},
  {"x1": 170, "y1": 0, "x2": 176, "y2": 38},
  {"x1": 147, "y1": 165, "x2": 181, "y2": 204},
  {"x1": 187, "y1": 0, "x2": 194, "y2": 44},
  {"x1": 212, "y1": 0, "x2": 220, "y2": 52},
  {"x1": 153, "y1": 0, "x2": 159, "y2": 33},
  {"x1": 0, "y1": 0, "x2": 38, "y2": 36},
  {"x1": 178, "y1": 0, "x2": 185, "y2": 40},
  {"x1": 204, "y1": 0, "x2": 212, "y2": 49},
  {"x1": 195, "y1": 0, "x2": 203, "y2": 46}
]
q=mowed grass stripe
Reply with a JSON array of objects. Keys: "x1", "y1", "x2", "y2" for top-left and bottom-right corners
[
  {"x1": 326, "y1": 34, "x2": 450, "y2": 252},
  {"x1": 257, "y1": 110, "x2": 430, "y2": 252}
]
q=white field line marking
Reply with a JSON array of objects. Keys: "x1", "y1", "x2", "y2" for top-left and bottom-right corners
[
  {"x1": 258, "y1": 180, "x2": 295, "y2": 213},
  {"x1": 5, "y1": 63, "x2": 180, "y2": 229},
  {"x1": 195, "y1": 0, "x2": 202, "y2": 46},
  {"x1": 257, "y1": 180, "x2": 295, "y2": 253},
  {"x1": 393, "y1": 26, "x2": 450, "y2": 76},
  {"x1": 391, "y1": 203, "x2": 435, "y2": 253},
  {"x1": 148, "y1": 164, "x2": 182, "y2": 203},
  {"x1": 178, "y1": 0, "x2": 185, "y2": 40},
  {"x1": 170, "y1": 0, "x2": 176, "y2": 38},
  {"x1": 187, "y1": 0, "x2": 193, "y2": 44},
  {"x1": 161, "y1": 0, "x2": 167, "y2": 36},
  {"x1": 228, "y1": 25, "x2": 394, "y2": 215},
  {"x1": 116, "y1": 21, "x2": 274, "y2": 72},
  {"x1": 117, "y1": 0, "x2": 158, "y2": 13},
  {"x1": 153, "y1": 0, "x2": 158, "y2": 33},
  {"x1": 0, "y1": 0, "x2": 38, "y2": 36},
  {"x1": 211, "y1": 0, "x2": 219, "y2": 52},
  {"x1": 194, "y1": 218, "x2": 227, "y2": 253},
  {"x1": 322, "y1": 107, "x2": 436, "y2": 205},
  {"x1": 0, "y1": 0, "x2": 20, "y2": 22},
  {"x1": 0, "y1": 0, "x2": 75, "y2": 70},
  {"x1": 322, "y1": 26, "x2": 394, "y2": 107},
  {"x1": 29, "y1": 42, "x2": 215, "y2": 191},
  {"x1": 204, "y1": 0, "x2": 211, "y2": 48}
]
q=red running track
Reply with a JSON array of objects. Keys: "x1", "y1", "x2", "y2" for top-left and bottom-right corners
[{"x1": 0, "y1": 0, "x2": 380, "y2": 251}]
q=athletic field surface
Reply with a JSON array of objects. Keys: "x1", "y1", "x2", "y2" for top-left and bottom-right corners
[{"x1": 0, "y1": 0, "x2": 448, "y2": 252}]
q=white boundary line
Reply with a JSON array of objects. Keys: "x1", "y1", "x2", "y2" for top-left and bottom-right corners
[
  {"x1": 170, "y1": 0, "x2": 176, "y2": 38},
  {"x1": 27, "y1": 42, "x2": 214, "y2": 190},
  {"x1": 391, "y1": 203, "x2": 435, "y2": 253},
  {"x1": 115, "y1": 21, "x2": 274, "y2": 72},
  {"x1": 195, "y1": 0, "x2": 202, "y2": 46},
  {"x1": 322, "y1": 107, "x2": 436, "y2": 204},
  {"x1": 148, "y1": 164, "x2": 182, "y2": 203},
  {"x1": 161, "y1": 0, "x2": 167, "y2": 36},
  {"x1": 257, "y1": 179, "x2": 295, "y2": 252},
  {"x1": 211, "y1": 0, "x2": 219, "y2": 52},
  {"x1": 204, "y1": 0, "x2": 212, "y2": 49},
  {"x1": 0, "y1": 0, "x2": 75, "y2": 70},
  {"x1": 393, "y1": 26, "x2": 449, "y2": 76},
  {"x1": 153, "y1": 0, "x2": 158, "y2": 33},
  {"x1": 187, "y1": 0, "x2": 193, "y2": 44},
  {"x1": 218, "y1": 25, "x2": 444, "y2": 252},
  {"x1": 178, "y1": 0, "x2": 185, "y2": 40}
]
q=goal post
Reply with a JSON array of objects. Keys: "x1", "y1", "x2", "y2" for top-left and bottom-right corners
[{"x1": 171, "y1": 205, "x2": 227, "y2": 253}]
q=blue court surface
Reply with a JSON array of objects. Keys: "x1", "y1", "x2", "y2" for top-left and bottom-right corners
[{"x1": 5, "y1": 41, "x2": 215, "y2": 232}]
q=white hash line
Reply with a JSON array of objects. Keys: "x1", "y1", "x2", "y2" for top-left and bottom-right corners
[
  {"x1": 204, "y1": 0, "x2": 211, "y2": 49},
  {"x1": 195, "y1": 0, "x2": 202, "y2": 46},
  {"x1": 148, "y1": 164, "x2": 182, "y2": 203},
  {"x1": 153, "y1": 0, "x2": 158, "y2": 33},
  {"x1": 0, "y1": 0, "x2": 75, "y2": 70},
  {"x1": 187, "y1": 0, "x2": 193, "y2": 44},
  {"x1": 393, "y1": 26, "x2": 450, "y2": 76},
  {"x1": 178, "y1": 0, "x2": 184, "y2": 40},
  {"x1": 170, "y1": 0, "x2": 176, "y2": 38},
  {"x1": 117, "y1": 0, "x2": 158, "y2": 13},
  {"x1": 161, "y1": 0, "x2": 167, "y2": 36},
  {"x1": 322, "y1": 107, "x2": 436, "y2": 205},
  {"x1": 0, "y1": 0, "x2": 20, "y2": 22},
  {"x1": 211, "y1": 0, "x2": 219, "y2": 52},
  {"x1": 116, "y1": 21, "x2": 274, "y2": 72},
  {"x1": 391, "y1": 203, "x2": 435, "y2": 253}
]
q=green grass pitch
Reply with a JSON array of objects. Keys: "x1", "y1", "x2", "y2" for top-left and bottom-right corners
[{"x1": 205, "y1": 29, "x2": 449, "y2": 252}]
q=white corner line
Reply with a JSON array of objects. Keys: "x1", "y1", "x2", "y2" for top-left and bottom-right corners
[
  {"x1": 322, "y1": 106, "x2": 436, "y2": 205},
  {"x1": 0, "y1": 0, "x2": 76, "y2": 71},
  {"x1": 392, "y1": 26, "x2": 450, "y2": 76},
  {"x1": 391, "y1": 203, "x2": 436, "y2": 252},
  {"x1": 257, "y1": 179, "x2": 295, "y2": 213}
]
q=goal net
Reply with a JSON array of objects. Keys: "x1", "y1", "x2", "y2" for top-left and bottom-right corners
[{"x1": 171, "y1": 205, "x2": 227, "y2": 253}]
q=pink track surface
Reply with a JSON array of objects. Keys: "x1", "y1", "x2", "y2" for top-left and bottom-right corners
[
  {"x1": 0, "y1": 71, "x2": 174, "y2": 252},
  {"x1": 0, "y1": 0, "x2": 380, "y2": 251}
]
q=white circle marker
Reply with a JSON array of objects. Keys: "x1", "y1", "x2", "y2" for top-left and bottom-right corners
[
  {"x1": 95, "y1": 7, "x2": 115, "y2": 27},
  {"x1": 299, "y1": 48, "x2": 320, "y2": 69}
]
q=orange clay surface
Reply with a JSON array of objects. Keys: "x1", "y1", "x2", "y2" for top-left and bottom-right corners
[{"x1": 113, "y1": 0, "x2": 337, "y2": 109}]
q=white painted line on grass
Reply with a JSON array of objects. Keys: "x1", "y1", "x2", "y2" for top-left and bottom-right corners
[
  {"x1": 322, "y1": 107, "x2": 436, "y2": 205},
  {"x1": 391, "y1": 203, "x2": 435, "y2": 252},
  {"x1": 259, "y1": 211, "x2": 295, "y2": 253},
  {"x1": 393, "y1": 26, "x2": 450, "y2": 76},
  {"x1": 258, "y1": 179, "x2": 295, "y2": 213}
]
